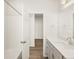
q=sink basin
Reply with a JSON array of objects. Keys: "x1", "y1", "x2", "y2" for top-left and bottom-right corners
[
  {"x1": 53, "y1": 39, "x2": 74, "y2": 46},
  {"x1": 56, "y1": 42, "x2": 74, "y2": 49}
]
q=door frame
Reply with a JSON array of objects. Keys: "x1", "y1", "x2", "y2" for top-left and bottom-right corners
[{"x1": 30, "y1": 12, "x2": 44, "y2": 47}]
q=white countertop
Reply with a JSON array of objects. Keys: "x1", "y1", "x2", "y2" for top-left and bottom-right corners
[{"x1": 47, "y1": 37, "x2": 74, "y2": 59}]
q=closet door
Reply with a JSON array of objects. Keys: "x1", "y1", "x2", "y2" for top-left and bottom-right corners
[{"x1": 4, "y1": 0, "x2": 23, "y2": 59}]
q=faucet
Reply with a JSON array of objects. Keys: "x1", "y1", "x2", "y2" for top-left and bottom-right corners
[{"x1": 66, "y1": 37, "x2": 74, "y2": 45}]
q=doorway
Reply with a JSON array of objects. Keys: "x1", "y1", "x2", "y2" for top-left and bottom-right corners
[
  {"x1": 34, "y1": 14, "x2": 43, "y2": 48},
  {"x1": 35, "y1": 14, "x2": 43, "y2": 40},
  {"x1": 29, "y1": 13, "x2": 43, "y2": 59}
]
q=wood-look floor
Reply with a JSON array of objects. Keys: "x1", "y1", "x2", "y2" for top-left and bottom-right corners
[{"x1": 29, "y1": 39, "x2": 43, "y2": 59}]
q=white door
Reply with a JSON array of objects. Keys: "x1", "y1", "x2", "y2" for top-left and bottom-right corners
[{"x1": 5, "y1": 0, "x2": 30, "y2": 59}]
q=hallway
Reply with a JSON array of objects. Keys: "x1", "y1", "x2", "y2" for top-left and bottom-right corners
[{"x1": 29, "y1": 39, "x2": 43, "y2": 59}]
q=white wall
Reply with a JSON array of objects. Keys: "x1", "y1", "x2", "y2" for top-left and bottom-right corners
[
  {"x1": 35, "y1": 14, "x2": 43, "y2": 39},
  {"x1": 58, "y1": 5, "x2": 74, "y2": 40}
]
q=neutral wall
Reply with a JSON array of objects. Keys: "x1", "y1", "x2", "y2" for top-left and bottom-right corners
[
  {"x1": 35, "y1": 14, "x2": 43, "y2": 39},
  {"x1": 58, "y1": 5, "x2": 74, "y2": 40}
]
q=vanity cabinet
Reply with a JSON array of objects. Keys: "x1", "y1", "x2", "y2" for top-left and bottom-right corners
[{"x1": 46, "y1": 40, "x2": 65, "y2": 59}]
